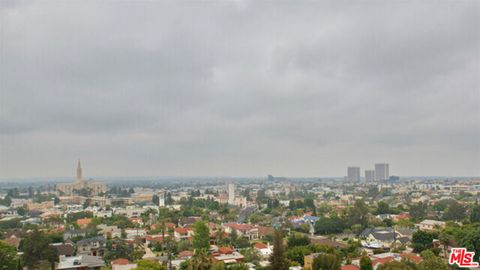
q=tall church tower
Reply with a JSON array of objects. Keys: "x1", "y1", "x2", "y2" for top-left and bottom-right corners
[{"x1": 76, "y1": 160, "x2": 82, "y2": 181}]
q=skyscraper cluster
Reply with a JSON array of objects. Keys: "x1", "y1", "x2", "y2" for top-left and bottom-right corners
[{"x1": 346, "y1": 163, "x2": 390, "y2": 181}]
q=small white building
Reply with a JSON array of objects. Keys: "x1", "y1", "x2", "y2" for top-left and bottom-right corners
[{"x1": 415, "y1": 220, "x2": 446, "y2": 231}]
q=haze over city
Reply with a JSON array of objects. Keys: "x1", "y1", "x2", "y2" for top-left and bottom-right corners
[{"x1": 1, "y1": 1, "x2": 479, "y2": 178}]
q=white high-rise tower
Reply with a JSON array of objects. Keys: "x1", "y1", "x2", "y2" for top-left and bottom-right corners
[
  {"x1": 227, "y1": 183, "x2": 235, "y2": 205},
  {"x1": 158, "y1": 191, "x2": 165, "y2": 207}
]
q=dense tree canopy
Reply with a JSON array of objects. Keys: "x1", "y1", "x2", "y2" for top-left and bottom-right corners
[
  {"x1": 22, "y1": 230, "x2": 57, "y2": 269},
  {"x1": 269, "y1": 229, "x2": 289, "y2": 270},
  {"x1": 312, "y1": 253, "x2": 341, "y2": 270},
  {"x1": 0, "y1": 241, "x2": 19, "y2": 270},
  {"x1": 193, "y1": 221, "x2": 210, "y2": 251},
  {"x1": 315, "y1": 216, "x2": 345, "y2": 235},
  {"x1": 411, "y1": 230, "x2": 434, "y2": 253}
]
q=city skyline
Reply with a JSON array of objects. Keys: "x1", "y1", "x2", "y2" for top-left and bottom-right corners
[{"x1": 0, "y1": 1, "x2": 479, "y2": 178}]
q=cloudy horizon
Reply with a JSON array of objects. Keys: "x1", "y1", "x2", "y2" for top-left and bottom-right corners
[{"x1": 0, "y1": 1, "x2": 479, "y2": 178}]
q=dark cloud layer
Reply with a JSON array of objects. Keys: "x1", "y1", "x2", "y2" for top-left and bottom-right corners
[{"x1": 0, "y1": 1, "x2": 479, "y2": 178}]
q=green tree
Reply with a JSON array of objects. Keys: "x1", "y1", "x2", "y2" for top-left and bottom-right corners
[
  {"x1": 315, "y1": 215, "x2": 345, "y2": 234},
  {"x1": 312, "y1": 253, "x2": 341, "y2": 270},
  {"x1": 230, "y1": 229, "x2": 238, "y2": 247},
  {"x1": 433, "y1": 199, "x2": 454, "y2": 212},
  {"x1": 269, "y1": 229, "x2": 289, "y2": 270},
  {"x1": 192, "y1": 221, "x2": 210, "y2": 251},
  {"x1": 409, "y1": 202, "x2": 427, "y2": 221},
  {"x1": 376, "y1": 201, "x2": 390, "y2": 214},
  {"x1": 455, "y1": 223, "x2": 480, "y2": 261},
  {"x1": 471, "y1": 201, "x2": 480, "y2": 223},
  {"x1": 0, "y1": 241, "x2": 19, "y2": 270},
  {"x1": 22, "y1": 230, "x2": 57, "y2": 269},
  {"x1": 189, "y1": 249, "x2": 212, "y2": 270},
  {"x1": 104, "y1": 239, "x2": 135, "y2": 263},
  {"x1": 377, "y1": 260, "x2": 417, "y2": 270},
  {"x1": 418, "y1": 250, "x2": 448, "y2": 270},
  {"x1": 411, "y1": 230, "x2": 434, "y2": 253},
  {"x1": 360, "y1": 256, "x2": 373, "y2": 270},
  {"x1": 212, "y1": 262, "x2": 225, "y2": 270},
  {"x1": 228, "y1": 264, "x2": 249, "y2": 270},
  {"x1": 346, "y1": 200, "x2": 369, "y2": 227},
  {"x1": 241, "y1": 248, "x2": 261, "y2": 265},
  {"x1": 443, "y1": 200, "x2": 466, "y2": 221},
  {"x1": 438, "y1": 231, "x2": 453, "y2": 260},
  {"x1": 133, "y1": 259, "x2": 167, "y2": 270},
  {"x1": 285, "y1": 245, "x2": 312, "y2": 265},
  {"x1": 287, "y1": 233, "x2": 310, "y2": 248}
]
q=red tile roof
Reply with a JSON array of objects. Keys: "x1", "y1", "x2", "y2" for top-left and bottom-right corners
[
  {"x1": 401, "y1": 253, "x2": 422, "y2": 263},
  {"x1": 218, "y1": 246, "x2": 234, "y2": 254},
  {"x1": 175, "y1": 228, "x2": 190, "y2": 235},
  {"x1": 76, "y1": 218, "x2": 92, "y2": 226},
  {"x1": 341, "y1": 266, "x2": 360, "y2": 270},
  {"x1": 178, "y1": 250, "x2": 194, "y2": 258},
  {"x1": 254, "y1": 243, "x2": 268, "y2": 249},
  {"x1": 372, "y1": 257, "x2": 394, "y2": 266},
  {"x1": 224, "y1": 223, "x2": 256, "y2": 231},
  {"x1": 111, "y1": 258, "x2": 130, "y2": 265}
]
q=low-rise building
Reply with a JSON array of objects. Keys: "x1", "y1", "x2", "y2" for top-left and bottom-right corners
[
  {"x1": 57, "y1": 255, "x2": 104, "y2": 270},
  {"x1": 76, "y1": 236, "x2": 106, "y2": 256},
  {"x1": 415, "y1": 220, "x2": 446, "y2": 231},
  {"x1": 111, "y1": 259, "x2": 137, "y2": 270}
]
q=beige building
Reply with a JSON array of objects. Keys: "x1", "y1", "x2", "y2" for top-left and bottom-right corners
[
  {"x1": 57, "y1": 161, "x2": 106, "y2": 196},
  {"x1": 26, "y1": 200, "x2": 54, "y2": 211}
]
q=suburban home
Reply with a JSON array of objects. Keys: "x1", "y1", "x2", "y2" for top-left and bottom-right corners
[
  {"x1": 97, "y1": 224, "x2": 122, "y2": 239},
  {"x1": 93, "y1": 210, "x2": 113, "y2": 218},
  {"x1": 1, "y1": 234, "x2": 21, "y2": 250},
  {"x1": 212, "y1": 246, "x2": 244, "y2": 264},
  {"x1": 415, "y1": 219, "x2": 446, "y2": 231},
  {"x1": 124, "y1": 228, "x2": 147, "y2": 239},
  {"x1": 223, "y1": 223, "x2": 259, "y2": 240},
  {"x1": 174, "y1": 227, "x2": 194, "y2": 241},
  {"x1": 76, "y1": 236, "x2": 106, "y2": 256},
  {"x1": 57, "y1": 255, "x2": 104, "y2": 270},
  {"x1": 111, "y1": 258, "x2": 137, "y2": 270},
  {"x1": 63, "y1": 229, "x2": 89, "y2": 240},
  {"x1": 254, "y1": 242, "x2": 272, "y2": 258},
  {"x1": 360, "y1": 228, "x2": 411, "y2": 248},
  {"x1": 51, "y1": 242, "x2": 75, "y2": 257},
  {"x1": 76, "y1": 218, "x2": 93, "y2": 228},
  {"x1": 177, "y1": 250, "x2": 194, "y2": 260}
]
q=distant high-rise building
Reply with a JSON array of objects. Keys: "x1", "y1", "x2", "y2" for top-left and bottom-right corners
[
  {"x1": 365, "y1": 170, "x2": 375, "y2": 182},
  {"x1": 76, "y1": 159, "x2": 82, "y2": 180},
  {"x1": 158, "y1": 191, "x2": 165, "y2": 207},
  {"x1": 227, "y1": 183, "x2": 235, "y2": 205},
  {"x1": 375, "y1": 163, "x2": 389, "y2": 181},
  {"x1": 347, "y1": 167, "x2": 361, "y2": 182}
]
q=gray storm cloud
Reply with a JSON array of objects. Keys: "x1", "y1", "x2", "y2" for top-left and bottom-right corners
[{"x1": 0, "y1": 1, "x2": 479, "y2": 178}]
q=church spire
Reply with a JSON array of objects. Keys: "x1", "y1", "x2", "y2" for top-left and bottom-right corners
[{"x1": 76, "y1": 159, "x2": 82, "y2": 181}]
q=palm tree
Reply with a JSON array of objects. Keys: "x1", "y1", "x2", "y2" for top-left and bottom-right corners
[
  {"x1": 191, "y1": 249, "x2": 212, "y2": 270},
  {"x1": 216, "y1": 227, "x2": 226, "y2": 246},
  {"x1": 438, "y1": 232, "x2": 452, "y2": 259}
]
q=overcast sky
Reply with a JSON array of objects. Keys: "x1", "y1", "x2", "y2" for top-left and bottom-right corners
[{"x1": 0, "y1": 1, "x2": 479, "y2": 178}]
